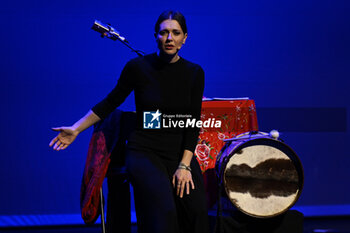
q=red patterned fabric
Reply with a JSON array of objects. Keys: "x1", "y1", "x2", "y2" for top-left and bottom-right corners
[
  {"x1": 194, "y1": 100, "x2": 258, "y2": 172},
  {"x1": 80, "y1": 109, "x2": 123, "y2": 224},
  {"x1": 194, "y1": 100, "x2": 259, "y2": 207},
  {"x1": 80, "y1": 131, "x2": 111, "y2": 224}
]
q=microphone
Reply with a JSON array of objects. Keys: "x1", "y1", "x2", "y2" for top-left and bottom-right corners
[{"x1": 92, "y1": 20, "x2": 128, "y2": 43}]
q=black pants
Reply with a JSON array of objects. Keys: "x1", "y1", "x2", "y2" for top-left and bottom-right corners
[{"x1": 126, "y1": 148, "x2": 210, "y2": 233}]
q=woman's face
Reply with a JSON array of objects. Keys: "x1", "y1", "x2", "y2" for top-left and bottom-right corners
[{"x1": 155, "y1": 19, "x2": 188, "y2": 56}]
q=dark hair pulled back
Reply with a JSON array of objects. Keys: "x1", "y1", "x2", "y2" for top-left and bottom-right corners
[{"x1": 154, "y1": 10, "x2": 187, "y2": 34}]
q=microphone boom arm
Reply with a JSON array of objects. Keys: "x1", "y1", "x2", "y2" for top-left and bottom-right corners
[{"x1": 92, "y1": 20, "x2": 144, "y2": 57}]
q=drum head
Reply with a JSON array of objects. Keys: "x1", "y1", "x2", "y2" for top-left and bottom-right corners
[{"x1": 223, "y1": 138, "x2": 303, "y2": 218}]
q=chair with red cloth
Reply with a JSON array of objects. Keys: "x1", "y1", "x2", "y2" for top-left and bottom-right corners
[{"x1": 80, "y1": 109, "x2": 136, "y2": 233}]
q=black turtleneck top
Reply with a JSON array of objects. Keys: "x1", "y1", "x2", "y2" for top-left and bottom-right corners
[{"x1": 92, "y1": 53, "x2": 204, "y2": 158}]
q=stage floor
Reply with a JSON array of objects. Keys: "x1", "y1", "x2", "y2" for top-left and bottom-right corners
[{"x1": 1, "y1": 216, "x2": 350, "y2": 233}]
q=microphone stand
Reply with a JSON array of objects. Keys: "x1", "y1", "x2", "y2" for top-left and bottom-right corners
[
  {"x1": 92, "y1": 20, "x2": 144, "y2": 57},
  {"x1": 92, "y1": 20, "x2": 143, "y2": 233}
]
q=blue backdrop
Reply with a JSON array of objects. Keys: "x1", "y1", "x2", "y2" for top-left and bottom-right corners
[{"x1": 1, "y1": 0, "x2": 349, "y2": 227}]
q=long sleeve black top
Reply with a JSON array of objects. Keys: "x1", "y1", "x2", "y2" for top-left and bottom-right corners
[{"x1": 92, "y1": 53, "x2": 204, "y2": 157}]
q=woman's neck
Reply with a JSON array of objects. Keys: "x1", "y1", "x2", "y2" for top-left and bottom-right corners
[{"x1": 157, "y1": 51, "x2": 180, "y2": 63}]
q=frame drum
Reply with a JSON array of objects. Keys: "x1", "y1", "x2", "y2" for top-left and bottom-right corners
[{"x1": 216, "y1": 132, "x2": 303, "y2": 218}]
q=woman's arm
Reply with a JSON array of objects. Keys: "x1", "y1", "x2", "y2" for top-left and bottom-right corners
[
  {"x1": 49, "y1": 110, "x2": 101, "y2": 151},
  {"x1": 50, "y1": 60, "x2": 137, "y2": 151},
  {"x1": 72, "y1": 110, "x2": 101, "y2": 133},
  {"x1": 173, "y1": 66, "x2": 205, "y2": 198},
  {"x1": 180, "y1": 149, "x2": 193, "y2": 167}
]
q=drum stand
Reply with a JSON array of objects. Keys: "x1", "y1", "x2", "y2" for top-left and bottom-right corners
[
  {"x1": 214, "y1": 163, "x2": 237, "y2": 233},
  {"x1": 213, "y1": 182, "x2": 304, "y2": 233}
]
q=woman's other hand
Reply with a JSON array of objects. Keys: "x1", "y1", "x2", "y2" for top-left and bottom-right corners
[
  {"x1": 172, "y1": 168, "x2": 195, "y2": 198},
  {"x1": 49, "y1": 127, "x2": 79, "y2": 151}
]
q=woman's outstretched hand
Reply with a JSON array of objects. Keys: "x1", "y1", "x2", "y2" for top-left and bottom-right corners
[
  {"x1": 49, "y1": 127, "x2": 79, "y2": 151},
  {"x1": 172, "y1": 168, "x2": 195, "y2": 198}
]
